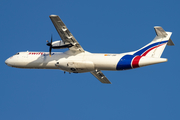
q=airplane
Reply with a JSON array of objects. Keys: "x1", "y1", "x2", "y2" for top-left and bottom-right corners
[{"x1": 5, "y1": 15, "x2": 174, "y2": 84}]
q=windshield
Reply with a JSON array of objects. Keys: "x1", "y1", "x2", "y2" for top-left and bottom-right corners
[{"x1": 15, "y1": 53, "x2": 19, "y2": 55}]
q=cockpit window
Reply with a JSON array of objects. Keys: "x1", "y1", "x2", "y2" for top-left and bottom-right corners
[{"x1": 15, "y1": 53, "x2": 19, "y2": 55}]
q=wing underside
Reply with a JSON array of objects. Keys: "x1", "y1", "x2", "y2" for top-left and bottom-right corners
[
  {"x1": 49, "y1": 15, "x2": 84, "y2": 52},
  {"x1": 91, "y1": 70, "x2": 111, "y2": 84}
]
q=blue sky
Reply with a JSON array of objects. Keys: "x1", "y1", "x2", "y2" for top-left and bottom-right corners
[{"x1": 1, "y1": 0, "x2": 180, "y2": 120}]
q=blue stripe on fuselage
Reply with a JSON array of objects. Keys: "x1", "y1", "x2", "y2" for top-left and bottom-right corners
[
  {"x1": 133, "y1": 41, "x2": 168, "y2": 56},
  {"x1": 116, "y1": 55, "x2": 134, "y2": 70}
]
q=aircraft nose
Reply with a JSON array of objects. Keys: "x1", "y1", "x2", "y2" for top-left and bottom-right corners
[
  {"x1": 5, "y1": 58, "x2": 12, "y2": 67},
  {"x1": 5, "y1": 58, "x2": 9, "y2": 65}
]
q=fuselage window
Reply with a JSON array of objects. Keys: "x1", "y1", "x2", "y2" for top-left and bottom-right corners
[{"x1": 15, "y1": 53, "x2": 19, "y2": 55}]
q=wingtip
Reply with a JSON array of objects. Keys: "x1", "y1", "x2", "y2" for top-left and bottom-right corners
[
  {"x1": 49, "y1": 14, "x2": 58, "y2": 17},
  {"x1": 154, "y1": 26, "x2": 161, "y2": 28}
]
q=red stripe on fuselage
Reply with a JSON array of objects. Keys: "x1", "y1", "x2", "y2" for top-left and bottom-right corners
[
  {"x1": 141, "y1": 43, "x2": 166, "y2": 56},
  {"x1": 131, "y1": 43, "x2": 166, "y2": 68},
  {"x1": 132, "y1": 56, "x2": 142, "y2": 68}
]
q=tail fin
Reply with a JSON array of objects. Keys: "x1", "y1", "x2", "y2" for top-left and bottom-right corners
[{"x1": 133, "y1": 26, "x2": 174, "y2": 58}]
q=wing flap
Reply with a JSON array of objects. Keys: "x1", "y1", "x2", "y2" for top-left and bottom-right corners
[{"x1": 91, "y1": 70, "x2": 111, "y2": 84}]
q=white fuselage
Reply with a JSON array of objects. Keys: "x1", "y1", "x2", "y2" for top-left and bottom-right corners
[
  {"x1": 5, "y1": 51, "x2": 123, "y2": 73},
  {"x1": 5, "y1": 50, "x2": 167, "y2": 73}
]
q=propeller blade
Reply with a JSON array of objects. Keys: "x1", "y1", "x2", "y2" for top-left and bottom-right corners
[{"x1": 47, "y1": 34, "x2": 53, "y2": 57}]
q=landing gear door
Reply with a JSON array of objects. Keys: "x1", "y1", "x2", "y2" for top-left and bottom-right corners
[{"x1": 67, "y1": 62, "x2": 76, "y2": 72}]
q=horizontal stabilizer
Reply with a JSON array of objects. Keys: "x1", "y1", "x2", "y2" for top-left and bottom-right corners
[
  {"x1": 167, "y1": 38, "x2": 174, "y2": 46},
  {"x1": 154, "y1": 26, "x2": 174, "y2": 46},
  {"x1": 154, "y1": 26, "x2": 167, "y2": 37}
]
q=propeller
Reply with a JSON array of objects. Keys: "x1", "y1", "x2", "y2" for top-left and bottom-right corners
[{"x1": 46, "y1": 35, "x2": 53, "y2": 57}]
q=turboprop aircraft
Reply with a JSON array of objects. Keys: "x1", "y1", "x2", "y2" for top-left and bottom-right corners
[{"x1": 5, "y1": 15, "x2": 174, "y2": 84}]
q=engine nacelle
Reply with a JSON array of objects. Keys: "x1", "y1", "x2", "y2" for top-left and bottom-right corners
[{"x1": 51, "y1": 40, "x2": 73, "y2": 49}]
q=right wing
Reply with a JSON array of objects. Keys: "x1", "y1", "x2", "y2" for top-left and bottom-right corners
[
  {"x1": 91, "y1": 70, "x2": 111, "y2": 84},
  {"x1": 49, "y1": 15, "x2": 84, "y2": 52}
]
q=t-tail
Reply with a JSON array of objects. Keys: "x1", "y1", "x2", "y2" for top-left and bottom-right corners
[
  {"x1": 133, "y1": 26, "x2": 174, "y2": 58},
  {"x1": 116, "y1": 26, "x2": 174, "y2": 70},
  {"x1": 132, "y1": 26, "x2": 174, "y2": 68}
]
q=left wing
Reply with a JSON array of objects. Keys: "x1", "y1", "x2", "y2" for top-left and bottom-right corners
[
  {"x1": 49, "y1": 15, "x2": 84, "y2": 52},
  {"x1": 91, "y1": 70, "x2": 111, "y2": 84}
]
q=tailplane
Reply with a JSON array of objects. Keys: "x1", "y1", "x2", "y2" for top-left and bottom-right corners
[{"x1": 133, "y1": 26, "x2": 174, "y2": 58}]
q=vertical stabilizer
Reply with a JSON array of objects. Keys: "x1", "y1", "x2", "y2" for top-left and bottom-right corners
[{"x1": 133, "y1": 26, "x2": 174, "y2": 58}]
